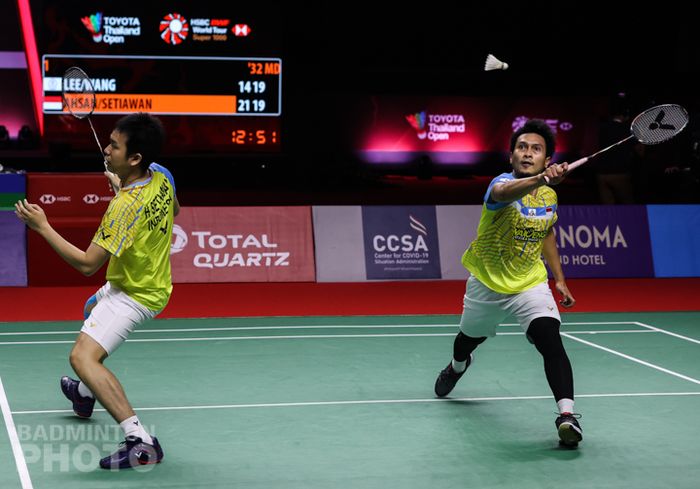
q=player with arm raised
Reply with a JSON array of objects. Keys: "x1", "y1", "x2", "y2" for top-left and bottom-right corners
[
  {"x1": 15, "y1": 112, "x2": 178, "y2": 469},
  {"x1": 433, "y1": 119, "x2": 583, "y2": 448}
]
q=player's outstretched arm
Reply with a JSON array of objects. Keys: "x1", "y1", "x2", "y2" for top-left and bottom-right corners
[{"x1": 15, "y1": 199, "x2": 110, "y2": 276}]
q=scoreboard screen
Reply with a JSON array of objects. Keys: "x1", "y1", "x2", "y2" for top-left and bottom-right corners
[{"x1": 30, "y1": 0, "x2": 283, "y2": 154}]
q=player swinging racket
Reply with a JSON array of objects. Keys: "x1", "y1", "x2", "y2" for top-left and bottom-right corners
[
  {"x1": 433, "y1": 119, "x2": 583, "y2": 447},
  {"x1": 15, "y1": 112, "x2": 180, "y2": 469}
]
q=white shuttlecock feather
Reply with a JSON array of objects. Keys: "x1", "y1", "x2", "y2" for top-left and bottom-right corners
[{"x1": 484, "y1": 54, "x2": 509, "y2": 71}]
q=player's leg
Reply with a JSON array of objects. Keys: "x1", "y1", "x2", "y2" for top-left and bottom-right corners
[
  {"x1": 70, "y1": 284, "x2": 163, "y2": 468},
  {"x1": 526, "y1": 317, "x2": 582, "y2": 446},
  {"x1": 508, "y1": 282, "x2": 583, "y2": 446},
  {"x1": 60, "y1": 285, "x2": 108, "y2": 418},
  {"x1": 69, "y1": 333, "x2": 135, "y2": 423},
  {"x1": 434, "y1": 276, "x2": 506, "y2": 397}
]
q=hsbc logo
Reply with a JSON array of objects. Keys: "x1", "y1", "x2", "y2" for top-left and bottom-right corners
[
  {"x1": 83, "y1": 194, "x2": 99, "y2": 204},
  {"x1": 232, "y1": 24, "x2": 251, "y2": 36},
  {"x1": 39, "y1": 194, "x2": 71, "y2": 204}
]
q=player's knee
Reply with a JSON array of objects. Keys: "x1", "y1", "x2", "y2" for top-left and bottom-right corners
[
  {"x1": 454, "y1": 331, "x2": 486, "y2": 356},
  {"x1": 68, "y1": 348, "x2": 84, "y2": 372},
  {"x1": 526, "y1": 317, "x2": 563, "y2": 355}
]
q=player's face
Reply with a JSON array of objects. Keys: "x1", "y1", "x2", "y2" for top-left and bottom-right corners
[
  {"x1": 104, "y1": 130, "x2": 139, "y2": 177},
  {"x1": 510, "y1": 133, "x2": 551, "y2": 178}
]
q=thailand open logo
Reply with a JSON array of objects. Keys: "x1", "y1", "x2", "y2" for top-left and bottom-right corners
[
  {"x1": 405, "y1": 111, "x2": 427, "y2": 140},
  {"x1": 81, "y1": 12, "x2": 103, "y2": 43}
]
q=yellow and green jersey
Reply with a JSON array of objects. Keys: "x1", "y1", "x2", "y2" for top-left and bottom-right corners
[
  {"x1": 92, "y1": 163, "x2": 176, "y2": 310},
  {"x1": 462, "y1": 172, "x2": 558, "y2": 294}
]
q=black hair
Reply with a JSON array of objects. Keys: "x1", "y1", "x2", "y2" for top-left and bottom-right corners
[
  {"x1": 114, "y1": 113, "x2": 165, "y2": 171},
  {"x1": 509, "y1": 119, "x2": 556, "y2": 158}
]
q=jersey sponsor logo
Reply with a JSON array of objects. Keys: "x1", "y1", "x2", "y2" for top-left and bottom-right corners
[{"x1": 513, "y1": 227, "x2": 547, "y2": 242}]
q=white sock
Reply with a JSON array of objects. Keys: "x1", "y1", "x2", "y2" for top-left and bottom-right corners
[
  {"x1": 451, "y1": 359, "x2": 467, "y2": 373},
  {"x1": 557, "y1": 398, "x2": 575, "y2": 414},
  {"x1": 119, "y1": 415, "x2": 153, "y2": 445},
  {"x1": 77, "y1": 382, "x2": 93, "y2": 399}
]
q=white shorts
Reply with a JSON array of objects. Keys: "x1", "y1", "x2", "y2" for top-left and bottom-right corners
[
  {"x1": 81, "y1": 282, "x2": 158, "y2": 355},
  {"x1": 459, "y1": 276, "x2": 561, "y2": 338}
]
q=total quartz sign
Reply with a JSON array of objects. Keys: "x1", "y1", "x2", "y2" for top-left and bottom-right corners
[{"x1": 170, "y1": 207, "x2": 315, "y2": 282}]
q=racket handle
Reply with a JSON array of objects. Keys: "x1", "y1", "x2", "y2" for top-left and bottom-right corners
[{"x1": 567, "y1": 156, "x2": 589, "y2": 171}]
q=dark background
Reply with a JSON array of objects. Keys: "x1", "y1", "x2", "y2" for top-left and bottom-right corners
[{"x1": 2, "y1": 2, "x2": 699, "y2": 204}]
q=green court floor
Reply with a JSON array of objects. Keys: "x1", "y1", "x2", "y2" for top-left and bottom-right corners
[{"x1": 1, "y1": 312, "x2": 699, "y2": 488}]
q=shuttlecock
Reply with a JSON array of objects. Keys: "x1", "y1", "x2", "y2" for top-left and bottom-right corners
[{"x1": 484, "y1": 54, "x2": 508, "y2": 71}]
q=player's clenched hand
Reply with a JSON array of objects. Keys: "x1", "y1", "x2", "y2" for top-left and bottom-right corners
[
  {"x1": 15, "y1": 199, "x2": 49, "y2": 232},
  {"x1": 555, "y1": 280, "x2": 576, "y2": 308},
  {"x1": 105, "y1": 170, "x2": 121, "y2": 193},
  {"x1": 542, "y1": 162, "x2": 569, "y2": 186}
]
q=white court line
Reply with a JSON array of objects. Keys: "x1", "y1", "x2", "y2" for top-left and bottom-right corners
[
  {"x1": 0, "y1": 324, "x2": 459, "y2": 336},
  {"x1": 0, "y1": 329, "x2": 655, "y2": 346},
  {"x1": 562, "y1": 333, "x2": 700, "y2": 385},
  {"x1": 635, "y1": 321, "x2": 700, "y2": 345},
  {"x1": 0, "y1": 321, "x2": 643, "y2": 336},
  {"x1": 0, "y1": 377, "x2": 34, "y2": 489},
  {"x1": 11, "y1": 391, "x2": 700, "y2": 415}
]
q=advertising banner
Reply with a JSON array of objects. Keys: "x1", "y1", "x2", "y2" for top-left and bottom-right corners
[
  {"x1": 354, "y1": 95, "x2": 605, "y2": 167},
  {"x1": 647, "y1": 205, "x2": 700, "y2": 277},
  {"x1": 26, "y1": 173, "x2": 113, "y2": 217},
  {"x1": 313, "y1": 206, "x2": 366, "y2": 282},
  {"x1": 0, "y1": 211, "x2": 27, "y2": 286},
  {"x1": 554, "y1": 205, "x2": 653, "y2": 278},
  {"x1": 361, "y1": 206, "x2": 441, "y2": 280},
  {"x1": 0, "y1": 173, "x2": 26, "y2": 209},
  {"x1": 27, "y1": 219, "x2": 106, "y2": 286},
  {"x1": 436, "y1": 205, "x2": 481, "y2": 280},
  {"x1": 171, "y1": 207, "x2": 315, "y2": 283}
]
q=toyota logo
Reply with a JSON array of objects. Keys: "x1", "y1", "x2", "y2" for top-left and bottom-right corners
[
  {"x1": 83, "y1": 194, "x2": 99, "y2": 204},
  {"x1": 39, "y1": 194, "x2": 56, "y2": 204}
]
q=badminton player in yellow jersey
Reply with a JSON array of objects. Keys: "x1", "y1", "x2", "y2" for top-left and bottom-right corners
[
  {"x1": 434, "y1": 119, "x2": 583, "y2": 447},
  {"x1": 15, "y1": 113, "x2": 178, "y2": 469}
]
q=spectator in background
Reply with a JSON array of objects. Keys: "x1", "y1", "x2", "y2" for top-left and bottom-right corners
[{"x1": 595, "y1": 94, "x2": 637, "y2": 204}]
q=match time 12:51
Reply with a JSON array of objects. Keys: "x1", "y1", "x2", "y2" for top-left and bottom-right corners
[{"x1": 231, "y1": 130, "x2": 278, "y2": 145}]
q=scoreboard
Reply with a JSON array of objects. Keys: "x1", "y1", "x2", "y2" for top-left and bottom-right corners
[
  {"x1": 30, "y1": 0, "x2": 283, "y2": 153},
  {"x1": 43, "y1": 55, "x2": 281, "y2": 116}
]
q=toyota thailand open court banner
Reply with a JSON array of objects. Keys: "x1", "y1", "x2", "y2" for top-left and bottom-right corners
[{"x1": 171, "y1": 207, "x2": 315, "y2": 282}]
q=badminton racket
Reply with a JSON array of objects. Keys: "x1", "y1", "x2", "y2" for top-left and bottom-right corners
[
  {"x1": 62, "y1": 66, "x2": 109, "y2": 173},
  {"x1": 566, "y1": 103, "x2": 689, "y2": 172}
]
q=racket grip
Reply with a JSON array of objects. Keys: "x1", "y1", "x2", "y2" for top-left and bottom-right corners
[{"x1": 567, "y1": 157, "x2": 589, "y2": 171}]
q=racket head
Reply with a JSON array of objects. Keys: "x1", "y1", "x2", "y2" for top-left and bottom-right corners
[
  {"x1": 631, "y1": 104, "x2": 689, "y2": 145},
  {"x1": 62, "y1": 66, "x2": 97, "y2": 120}
]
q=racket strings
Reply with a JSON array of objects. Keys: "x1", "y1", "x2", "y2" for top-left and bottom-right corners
[
  {"x1": 632, "y1": 105, "x2": 689, "y2": 145},
  {"x1": 62, "y1": 67, "x2": 96, "y2": 119}
]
